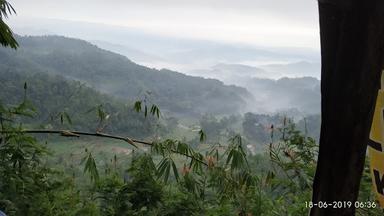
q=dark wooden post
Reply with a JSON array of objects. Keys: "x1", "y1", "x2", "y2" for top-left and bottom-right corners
[{"x1": 311, "y1": 0, "x2": 384, "y2": 215}]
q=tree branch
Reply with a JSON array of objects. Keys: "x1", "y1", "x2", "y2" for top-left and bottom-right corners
[{"x1": 0, "y1": 129, "x2": 208, "y2": 166}]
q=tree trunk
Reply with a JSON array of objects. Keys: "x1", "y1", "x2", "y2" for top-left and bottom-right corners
[{"x1": 311, "y1": 1, "x2": 384, "y2": 215}]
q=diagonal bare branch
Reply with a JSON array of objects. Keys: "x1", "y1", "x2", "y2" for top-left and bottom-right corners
[{"x1": 0, "y1": 129, "x2": 208, "y2": 166}]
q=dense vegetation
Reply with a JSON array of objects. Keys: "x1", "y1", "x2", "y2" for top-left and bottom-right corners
[
  {"x1": 0, "y1": 70, "x2": 159, "y2": 138},
  {"x1": 0, "y1": 35, "x2": 251, "y2": 117},
  {"x1": 0, "y1": 95, "x2": 379, "y2": 215},
  {"x1": 0, "y1": 66, "x2": 320, "y2": 149}
]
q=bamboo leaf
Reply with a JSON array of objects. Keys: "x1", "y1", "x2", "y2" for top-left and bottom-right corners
[
  {"x1": 63, "y1": 112, "x2": 72, "y2": 125},
  {"x1": 164, "y1": 159, "x2": 171, "y2": 183},
  {"x1": 198, "y1": 129, "x2": 206, "y2": 142},
  {"x1": 133, "y1": 100, "x2": 142, "y2": 112},
  {"x1": 83, "y1": 152, "x2": 99, "y2": 182},
  {"x1": 171, "y1": 159, "x2": 179, "y2": 182}
]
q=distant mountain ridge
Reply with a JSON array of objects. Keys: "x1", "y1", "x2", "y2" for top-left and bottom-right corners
[
  {"x1": 10, "y1": 17, "x2": 320, "y2": 75},
  {"x1": 259, "y1": 61, "x2": 320, "y2": 79},
  {"x1": 0, "y1": 35, "x2": 320, "y2": 116},
  {"x1": 0, "y1": 35, "x2": 251, "y2": 117},
  {"x1": 188, "y1": 63, "x2": 321, "y2": 114}
]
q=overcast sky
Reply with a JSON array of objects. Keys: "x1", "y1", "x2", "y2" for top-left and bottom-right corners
[{"x1": 9, "y1": 0, "x2": 320, "y2": 49}]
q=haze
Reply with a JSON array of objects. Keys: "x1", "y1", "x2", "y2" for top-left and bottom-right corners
[{"x1": 5, "y1": 0, "x2": 322, "y2": 114}]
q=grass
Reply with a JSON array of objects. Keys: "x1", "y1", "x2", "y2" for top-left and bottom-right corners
[{"x1": 39, "y1": 136, "x2": 135, "y2": 163}]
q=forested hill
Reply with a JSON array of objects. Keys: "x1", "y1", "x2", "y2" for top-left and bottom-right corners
[
  {"x1": 0, "y1": 70, "x2": 159, "y2": 138},
  {"x1": 0, "y1": 35, "x2": 251, "y2": 116}
]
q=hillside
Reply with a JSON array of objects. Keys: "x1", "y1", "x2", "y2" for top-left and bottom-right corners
[
  {"x1": 244, "y1": 76, "x2": 320, "y2": 114},
  {"x1": 0, "y1": 70, "x2": 158, "y2": 138},
  {"x1": 188, "y1": 63, "x2": 321, "y2": 114},
  {"x1": 0, "y1": 35, "x2": 251, "y2": 117}
]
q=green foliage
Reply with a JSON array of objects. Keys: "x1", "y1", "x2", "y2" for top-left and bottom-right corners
[
  {"x1": 0, "y1": 84, "x2": 380, "y2": 215},
  {"x1": 0, "y1": 71, "x2": 159, "y2": 138},
  {"x1": 157, "y1": 157, "x2": 179, "y2": 183},
  {"x1": 356, "y1": 158, "x2": 383, "y2": 216},
  {"x1": 59, "y1": 111, "x2": 72, "y2": 125},
  {"x1": 262, "y1": 118, "x2": 317, "y2": 215},
  {"x1": 0, "y1": 18, "x2": 340, "y2": 215},
  {"x1": 0, "y1": 99, "x2": 83, "y2": 215},
  {"x1": 225, "y1": 135, "x2": 248, "y2": 171},
  {"x1": 242, "y1": 113, "x2": 321, "y2": 147},
  {"x1": 198, "y1": 129, "x2": 206, "y2": 142},
  {"x1": 104, "y1": 154, "x2": 163, "y2": 215},
  {"x1": 133, "y1": 101, "x2": 142, "y2": 113},
  {"x1": 82, "y1": 149, "x2": 99, "y2": 182},
  {"x1": 0, "y1": 0, "x2": 18, "y2": 49},
  {"x1": 160, "y1": 191, "x2": 203, "y2": 216},
  {"x1": 133, "y1": 98, "x2": 161, "y2": 119},
  {"x1": 269, "y1": 119, "x2": 317, "y2": 190}
]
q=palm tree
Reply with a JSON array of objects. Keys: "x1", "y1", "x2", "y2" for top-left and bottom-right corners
[{"x1": 0, "y1": 0, "x2": 18, "y2": 48}]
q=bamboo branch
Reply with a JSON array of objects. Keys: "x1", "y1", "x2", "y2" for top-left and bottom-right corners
[{"x1": 0, "y1": 129, "x2": 208, "y2": 166}]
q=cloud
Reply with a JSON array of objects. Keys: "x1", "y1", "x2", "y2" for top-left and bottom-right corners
[{"x1": 9, "y1": 0, "x2": 320, "y2": 49}]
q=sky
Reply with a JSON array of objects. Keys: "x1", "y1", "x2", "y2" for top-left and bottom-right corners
[{"x1": 9, "y1": 0, "x2": 320, "y2": 49}]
